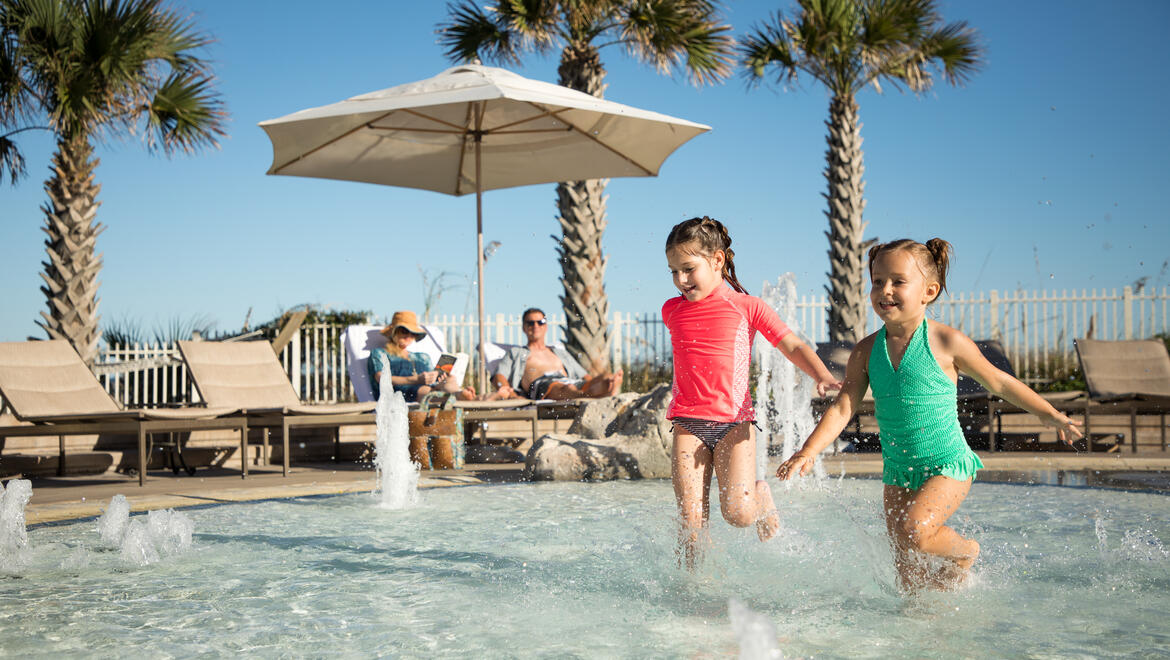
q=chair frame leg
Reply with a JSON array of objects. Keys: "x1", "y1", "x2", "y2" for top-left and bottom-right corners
[
  {"x1": 282, "y1": 419, "x2": 291, "y2": 477},
  {"x1": 137, "y1": 425, "x2": 147, "y2": 487},
  {"x1": 1130, "y1": 404, "x2": 1138, "y2": 453}
]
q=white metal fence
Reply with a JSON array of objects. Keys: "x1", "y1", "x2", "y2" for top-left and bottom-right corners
[
  {"x1": 3, "y1": 285, "x2": 1164, "y2": 410},
  {"x1": 791, "y1": 286, "x2": 1169, "y2": 382}
]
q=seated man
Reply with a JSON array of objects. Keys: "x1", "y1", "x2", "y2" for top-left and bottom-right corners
[{"x1": 491, "y1": 307, "x2": 623, "y2": 401}]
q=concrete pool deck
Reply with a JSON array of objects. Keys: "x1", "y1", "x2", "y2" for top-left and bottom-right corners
[{"x1": 17, "y1": 449, "x2": 1170, "y2": 526}]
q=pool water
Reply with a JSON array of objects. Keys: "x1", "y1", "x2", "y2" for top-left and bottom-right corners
[{"x1": 3, "y1": 478, "x2": 1168, "y2": 657}]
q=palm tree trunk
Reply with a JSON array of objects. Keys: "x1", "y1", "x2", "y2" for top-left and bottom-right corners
[
  {"x1": 555, "y1": 44, "x2": 611, "y2": 374},
  {"x1": 823, "y1": 95, "x2": 868, "y2": 343},
  {"x1": 36, "y1": 135, "x2": 104, "y2": 365}
]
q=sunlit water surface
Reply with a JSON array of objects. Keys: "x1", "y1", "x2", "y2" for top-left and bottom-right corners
[{"x1": 3, "y1": 479, "x2": 1168, "y2": 658}]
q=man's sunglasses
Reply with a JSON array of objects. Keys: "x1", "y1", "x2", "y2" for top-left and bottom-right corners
[{"x1": 523, "y1": 319, "x2": 548, "y2": 327}]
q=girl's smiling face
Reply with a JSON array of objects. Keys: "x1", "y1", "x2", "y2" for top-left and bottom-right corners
[
  {"x1": 869, "y1": 249, "x2": 941, "y2": 325},
  {"x1": 667, "y1": 243, "x2": 724, "y2": 302}
]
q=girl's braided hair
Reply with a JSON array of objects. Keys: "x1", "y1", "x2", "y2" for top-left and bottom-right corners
[{"x1": 665, "y1": 216, "x2": 747, "y2": 294}]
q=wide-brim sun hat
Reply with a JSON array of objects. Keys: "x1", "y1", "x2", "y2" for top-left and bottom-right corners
[{"x1": 381, "y1": 310, "x2": 427, "y2": 340}]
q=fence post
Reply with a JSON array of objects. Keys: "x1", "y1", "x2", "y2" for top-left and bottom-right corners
[
  {"x1": 1123, "y1": 285, "x2": 1133, "y2": 339},
  {"x1": 612, "y1": 311, "x2": 624, "y2": 369},
  {"x1": 291, "y1": 328, "x2": 302, "y2": 400},
  {"x1": 989, "y1": 290, "x2": 1000, "y2": 341}
]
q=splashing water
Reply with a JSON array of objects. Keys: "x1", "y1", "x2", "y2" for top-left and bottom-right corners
[
  {"x1": 96, "y1": 493, "x2": 130, "y2": 547},
  {"x1": 373, "y1": 369, "x2": 419, "y2": 509},
  {"x1": 4, "y1": 480, "x2": 1169, "y2": 657},
  {"x1": 120, "y1": 519, "x2": 161, "y2": 566},
  {"x1": 95, "y1": 494, "x2": 194, "y2": 566},
  {"x1": 0, "y1": 479, "x2": 32, "y2": 572},
  {"x1": 757, "y1": 274, "x2": 821, "y2": 480},
  {"x1": 730, "y1": 597, "x2": 784, "y2": 659}
]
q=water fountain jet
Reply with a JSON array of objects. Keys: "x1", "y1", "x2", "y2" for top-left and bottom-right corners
[
  {"x1": 756, "y1": 274, "x2": 823, "y2": 481},
  {"x1": 373, "y1": 369, "x2": 419, "y2": 509}
]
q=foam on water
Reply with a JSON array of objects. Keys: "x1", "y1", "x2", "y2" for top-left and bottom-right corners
[
  {"x1": 730, "y1": 597, "x2": 784, "y2": 659},
  {"x1": 373, "y1": 368, "x2": 419, "y2": 509}
]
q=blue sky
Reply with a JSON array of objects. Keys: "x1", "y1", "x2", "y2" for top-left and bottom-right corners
[{"x1": 2, "y1": 0, "x2": 1168, "y2": 342}]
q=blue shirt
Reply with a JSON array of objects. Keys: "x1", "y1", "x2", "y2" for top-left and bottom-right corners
[{"x1": 368, "y1": 347, "x2": 433, "y2": 402}]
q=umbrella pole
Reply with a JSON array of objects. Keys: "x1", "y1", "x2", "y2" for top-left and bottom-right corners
[{"x1": 475, "y1": 132, "x2": 487, "y2": 397}]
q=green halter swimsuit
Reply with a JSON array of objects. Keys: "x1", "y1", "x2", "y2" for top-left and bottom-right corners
[{"x1": 869, "y1": 319, "x2": 983, "y2": 490}]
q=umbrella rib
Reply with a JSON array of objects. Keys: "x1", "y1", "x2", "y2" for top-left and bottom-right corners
[
  {"x1": 454, "y1": 102, "x2": 477, "y2": 196},
  {"x1": 270, "y1": 109, "x2": 399, "y2": 174},
  {"x1": 523, "y1": 101, "x2": 655, "y2": 176},
  {"x1": 365, "y1": 126, "x2": 467, "y2": 134},
  {"x1": 366, "y1": 126, "x2": 569, "y2": 135}
]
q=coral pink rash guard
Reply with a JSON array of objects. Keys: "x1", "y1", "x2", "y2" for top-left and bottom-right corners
[{"x1": 662, "y1": 285, "x2": 792, "y2": 423}]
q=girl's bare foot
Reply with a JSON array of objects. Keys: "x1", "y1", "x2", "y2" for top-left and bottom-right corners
[
  {"x1": 930, "y1": 540, "x2": 980, "y2": 590},
  {"x1": 954, "y1": 539, "x2": 980, "y2": 570},
  {"x1": 755, "y1": 480, "x2": 780, "y2": 541}
]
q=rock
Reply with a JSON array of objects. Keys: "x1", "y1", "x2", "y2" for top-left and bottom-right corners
[
  {"x1": 566, "y1": 392, "x2": 640, "y2": 439},
  {"x1": 524, "y1": 384, "x2": 673, "y2": 481}
]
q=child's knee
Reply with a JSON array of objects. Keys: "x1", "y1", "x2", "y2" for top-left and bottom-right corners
[
  {"x1": 719, "y1": 498, "x2": 755, "y2": 528},
  {"x1": 898, "y1": 517, "x2": 932, "y2": 551}
]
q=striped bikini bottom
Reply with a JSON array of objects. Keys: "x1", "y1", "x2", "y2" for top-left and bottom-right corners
[{"x1": 671, "y1": 418, "x2": 749, "y2": 453}]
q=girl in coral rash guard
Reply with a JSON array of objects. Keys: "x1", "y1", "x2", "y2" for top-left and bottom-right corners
[{"x1": 662, "y1": 216, "x2": 840, "y2": 568}]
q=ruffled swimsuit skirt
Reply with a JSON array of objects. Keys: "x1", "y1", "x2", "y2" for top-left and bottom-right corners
[{"x1": 870, "y1": 320, "x2": 983, "y2": 490}]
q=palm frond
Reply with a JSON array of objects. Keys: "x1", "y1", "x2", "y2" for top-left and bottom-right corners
[
  {"x1": 738, "y1": 11, "x2": 798, "y2": 85},
  {"x1": 0, "y1": 133, "x2": 26, "y2": 183},
  {"x1": 103, "y1": 314, "x2": 148, "y2": 348},
  {"x1": 921, "y1": 20, "x2": 982, "y2": 86},
  {"x1": 2, "y1": 0, "x2": 225, "y2": 146},
  {"x1": 145, "y1": 68, "x2": 225, "y2": 154},
  {"x1": 152, "y1": 313, "x2": 217, "y2": 346},
  {"x1": 498, "y1": 0, "x2": 562, "y2": 46},
  {"x1": 617, "y1": 0, "x2": 734, "y2": 86},
  {"x1": 438, "y1": 1, "x2": 523, "y2": 65}
]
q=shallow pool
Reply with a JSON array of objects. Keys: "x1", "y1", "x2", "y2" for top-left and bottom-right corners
[{"x1": 4, "y1": 478, "x2": 1168, "y2": 657}]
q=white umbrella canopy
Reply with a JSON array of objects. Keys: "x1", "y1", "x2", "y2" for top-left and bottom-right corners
[{"x1": 259, "y1": 64, "x2": 710, "y2": 392}]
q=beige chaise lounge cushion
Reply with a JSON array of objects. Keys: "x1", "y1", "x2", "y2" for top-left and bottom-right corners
[
  {"x1": 0, "y1": 340, "x2": 123, "y2": 418},
  {"x1": 179, "y1": 340, "x2": 373, "y2": 414},
  {"x1": 1076, "y1": 338, "x2": 1170, "y2": 400},
  {"x1": 0, "y1": 340, "x2": 239, "y2": 421}
]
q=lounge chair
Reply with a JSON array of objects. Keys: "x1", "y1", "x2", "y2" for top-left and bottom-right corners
[
  {"x1": 1073, "y1": 338, "x2": 1170, "y2": 452},
  {"x1": 342, "y1": 324, "x2": 447, "y2": 403},
  {"x1": 178, "y1": 339, "x2": 376, "y2": 475},
  {"x1": 0, "y1": 340, "x2": 247, "y2": 486},
  {"x1": 340, "y1": 329, "x2": 544, "y2": 445},
  {"x1": 960, "y1": 339, "x2": 1089, "y2": 451},
  {"x1": 810, "y1": 342, "x2": 877, "y2": 451}
]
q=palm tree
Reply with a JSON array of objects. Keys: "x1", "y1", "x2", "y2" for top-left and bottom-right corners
[
  {"x1": 439, "y1": 1, "x2": 733, "y2": 374},
  {"x1": 740, "y1": 0, "x2": 981, "y2": 342},
  {"x1": 0, "y1": 0, "x2": 225, "y2": 365}
]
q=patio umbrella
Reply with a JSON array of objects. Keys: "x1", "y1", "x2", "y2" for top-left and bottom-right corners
[{"x1": 258, "y1": 64, "x2": 710, "y2": 392}]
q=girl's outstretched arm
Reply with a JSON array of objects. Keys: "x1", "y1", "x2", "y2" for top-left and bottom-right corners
[
  {"x1": 777, "y1": 338, "x2": 872, "y2": 480},
  {"x1": 776, "y1": 334, "x2": 842, "y2": 396},
  {"x1": 949, "y1": 331, "x2": 1084, "y2": 444}
]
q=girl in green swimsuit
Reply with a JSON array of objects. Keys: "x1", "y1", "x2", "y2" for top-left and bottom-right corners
[{"x1": 776, "y1": 238, "x2": 1083, "y2": 591}]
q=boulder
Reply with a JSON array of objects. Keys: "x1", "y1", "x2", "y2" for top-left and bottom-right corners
[
  {"x1": 524, "y1": 384, "x2": 673, "y2": 481},
  {"x1": 566, "y1": 392, "x2": 641, "y2": 439}
]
